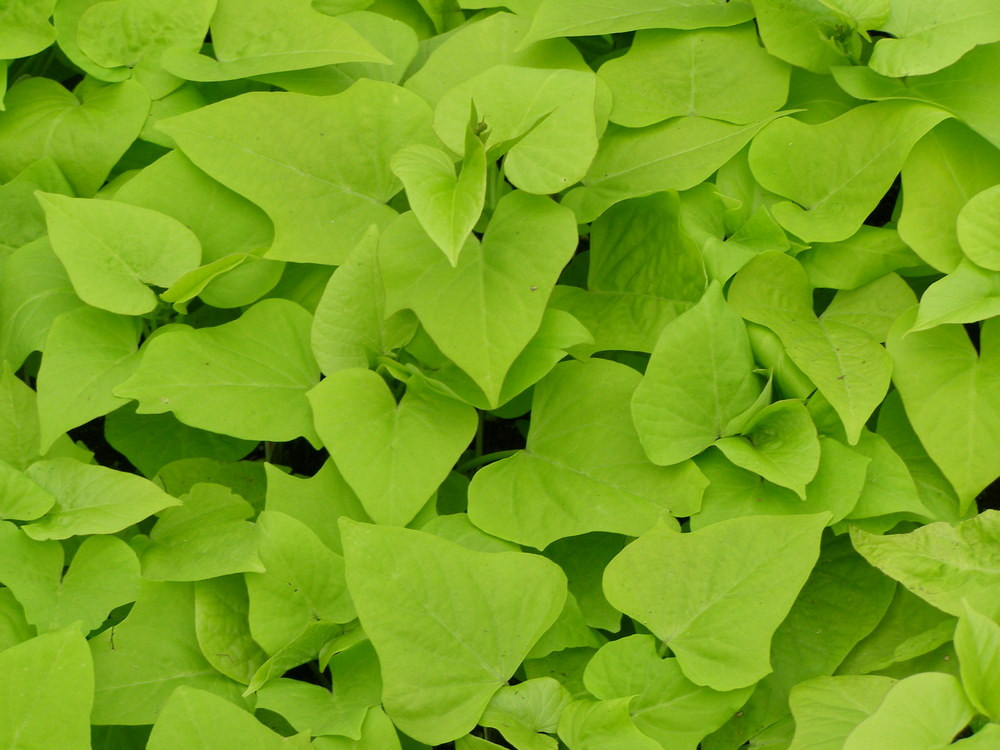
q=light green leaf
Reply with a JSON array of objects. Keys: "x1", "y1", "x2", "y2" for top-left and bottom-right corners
[
  {"x1": 850, "y1": 511, "x2": 1000, "y2": 618},
  {"x1": 0, "y1": 627, "x2": 92, "y2": 750},
  {"x1": 911, "y1": 259, "x2": 1000, "y2": 331},
  {"x1": 480, "y1": 678, "x2": 572, "y2": 750},
  {"x1": 159, "y1": 0, "x2": 386, "y2": 80},
  {"x1": 0, "y1": 457, "x2": 55, "y2": 521},
  {"x1": 340, "y1": 519, "x2": 566, "y2": 744},
  {"x1": 0, "y1": 237, "x2": 84, "y2": 370},
  {"x1": 899, "y1": 121, "x2": 1000, "y2": 272},
  {"x1": 309, "y1": 369, "x2": 475, "y2": 527},
  {"x1": 263, "y1": 460, "x2": 369, "y2": 556},
  {"x1": 886, "y1": 309, "x2": 1000, "y2": 507},
  {"x1": 0, "y1": 77, "x2": 148, "y2": 196},
  {"x1": 543, "y1": 534, "x2": 624, "y2": 632},
  {"x1": 584, "y1": 635, "x2": 752, "y2": 750},
  {"x1": 36, "y1": 192, "x2": 202, "y2": 315},
  {"x1": 787, "y1": 675, "x2": 896, "y2": 750},
  {"x1": 0, "y1": 0, "x2": 57, "y2": 58},
  {"x1": 433, "y1": 66, "x2": 603, "y2": 195},
  {"x1": 955, "y1": 603, "x2": 1000, "y2": 721},
  {"x1": 959, "y1": 183, "x2": 1000, "y2": 271},
  {"x1": 798, "y1": 226, "x2": 923, "y2": 291},
  {"x1": 141, "y1": 483, "x2": 263, "y2": 581},
  {"x1": 0, "y1": 588, "x2": 32, "y2": 652},
  {"x1": 246, "y1": 619, "x2": 359, "y2": 695},
  {"x1": 954, "y1": 724, "x2": 1000, "y2": 748},
  {"x1": 752, "y1": 0, "x2": 859, "y2": 73},
  {"x1": 147, "y1": 686, "x2": 294, "y2": 749},
  {"x1": 115, "y1": 299, "x2": 320, "y2": 443},
  {"x1": 749, "y1": 101, "x2": 949, "y2": 242},
  {"x1": 631, "y1": 281, "x2": 760, "y2": 465},
  {"x1": 0, "y1": 157, "x2": 73, "y2": 254},
  {"x1": 90, "y1": 581, "x2": 246, "y2": 724},
  {"x1": 404, "y1": 12, "x2": 588, "y2": 106},
  {"x1": 380, "y1": 192, "x2": 577, "y2": 404},
  {"x1": 523, "y1": 0, "x2": 754, "y2": 43},
  {"x1": 35, "y1": 307, "x2": 140, "y2": 451},
  {"x1": 820, "y1": 273, "x2": 917, "y2": 342},
  {"x1": 603, "y1": 513, "x2": 828, "y2": 690},
  {"x1": 714, "y1": 399, "x2": 821, "y2": 498},
  {"x1": 0, "y1": 362, "x2": 42, "y2": 470},
  {"x1": 257, "y1": 639, "x2": 381, "y2": 738},
  {"x1": 469, "y1": 359, "x2": 706, "y2": 549},
  {"x1": 557, "y1": 697, "x2": 662, "y2": 750},
  {"x1": 599, "y1": 24, "x2": 790, "y2": 127},
  {"x1": 311, "y1": 706, "x2": 401, "y2": 750},
  {"x1": 843, "y1": 672, "x2": 974, "y2": 750},
  {"x1": 245, "y1": 511, "x2": 355, "y2": 655},
  {"x1": 391, "y1": 123, "x2": 486, "y2": 265},
  {"x1": 22, "y1": 458, "x2": 180, "y2": 540},
  {"x1": 194, "y1": 576, "x2": 267, "y2": 685},
  {"x1": 563, "y1": 113, "x2": 782, "y2": 223},
  {"x1": 729, "y1": 252, "x2": 892, "y2": 444},
  {"x1": 76, "y1": 0, "x2": 215, "y2": 98},
  {"x1": 159, "y1": 80, "x2": 436, "y2": 264},
  {"x1": 846, "y1": 430, "x2": 933, "y2": 522},
  {"x1": 838, "y1": 585, "x2": 957, "y2": 675},
  {"x1": 819, "y1": 0, "x2": 890, "y2": 27},
  {"x1": 156, "y1": 457, "x2": 267, "y2": 510},
  {"x1": 869, "y1": 0, "x2": 1000, "y2": 77}
]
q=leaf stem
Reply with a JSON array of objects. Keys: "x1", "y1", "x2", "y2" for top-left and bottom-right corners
[{"x1": 456, "y1": 449, "x2": 518, "y2": 474}]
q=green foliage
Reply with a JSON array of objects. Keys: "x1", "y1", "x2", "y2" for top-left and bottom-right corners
[{"x1": 0, "y1": 2, "x2": 998, "y2": 748}]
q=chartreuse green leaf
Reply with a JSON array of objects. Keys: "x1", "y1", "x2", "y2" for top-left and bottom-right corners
[
  {"x1": 868, "y1": 0, "x2": 1000, "y2": 77},
  {"x1": 797, "y1": 227, "x2": 923, "y2": 291},
  {"x1": 255, "y1": 639, "x2": 381, "y2": 739},
  {"x1": 311, "y1": 707, "x2": 401, "y2": 750},
  {"x1": 340, "y1": 519, "x2": 566, "y2": 744},
  {"x1": 380, "y1": 192, "x2": 577, "y2": 405},
  {"x1": 787, "y1": 676, "x2": 897, "y2": 750},
  {"x1": 90, "y1": 581, "x2": 246, "y2": 725},
  {"x1": 479, "y1": 678, "x2": 571, "y2": 750},
  {"x1": 311, "y1": 227, "x2": 417, "y2": 375},
  {"x1": 955, "y1": 725, "x2": 1000, "y2": 748},
  {"x1": 843, "y1": 672, "x2": 974, "y2": 750},
  {"x1": 543, "y1": 534, "x2": 624, "y2": 632},
  {"x1": 557, "y1": 697, "x2": 663, "y2": 750},
  {"x1": 391, "y1": 111, "x2": 486, "y2": 265},
  {"x1": 820, "y1": 273, "x2": 917, "y2": 343},
  {"x1": 0, "y1": 457, "x2": 55, "y2": 521},
  {"x1": 245, "y1": 511, "x2": 355, "y2": 655},
  {"x1": 263, "y1": 460, "x2": 369, "y2": 555},
  {"x1": 911, "y1": 260, "x2": 1000, "y2": 331},
  {"x1": 523, "y1": 0, "x2": 754, "y2": 44},
  {"x1": 0, "y1": 77, "x2": 148, "y2": 196},
  {"x1": 35, "y1": 306, "x2": 141, "y2": 451},
  {"x1": 959, "y1": 184, "x2": 1000, "y2": 270},
  {"x1": 193, "y1": 576, "x2": 267, "y2": 685},
  {"x1": 898, "y1": 121, "x2": 1000, "y2": 273},
  {"x1": 714, "y1": 399, "x2": 821, "y2": 498},
  {"x1": 751, "y1": 0, "x2": 860, "y2": 73},
  {"x1": 0, "y1": 361, "x2": 41, "y2": 470},
  {"x1": 0, "y1": 626, "x2": 92, "y2": 749},
  {"x1": 887, "y1": 310, "x2": 1000, "y2": 507},
  {"x1": 0, "y1": 588, "x2": 32, "y2": 652},
  {"x1": 0, "y1": 237, "x2": 84, "y2": 370},
  {"x1": 729, "y1": 252, "x2": 892, "y2": 444},
  {"x1": 706, "y1": 532, "x2": 895, "y2": 749},
  {"x1": 140, "y1": 483, "x2": 264, "y2": 581},
  {"x1": 0, "y1": 0, "x2": 57, "y2": 58},
  {"x1": 584, "y1": 635, "x2": 752, "y2": 749},
  {"x1": 469, "y1": 359, "x2": 706, "y2": 549},
  {"x1": 433, "y1": 66, "x2": 603, "y2": 195},
  {"x1": 955, "y1": 603, "x2": 1000, "y2": 721},
  {"x1": 632, "y1": 281, "x2": 760, "y2": 465},
  {"x1": 562, "y1": 113, "x2": 782, "y2": 223},
  {"x1": 599, "y1": 24, "x2": 790, "y2": 127},
  {"x1": 748, "y1": 101, "x2": 949, "y2": 242},
  {"x1": 113, "y1": 150, "x2": 280, "y2": 309},
  {"x1": 0, "y1": 158, "x2": 72, "y2": 254},
  {"x1": 159, "y1": 0, "x2": 386, "y2": 80},
  {"x1": 36, "y1": 192, "x2": 202, "y2": 315},
  {"x1": 247, "y1": 620, "x2": 360, "y2": 695},
  {"x1": 552, "y1": 191, "x2": 704, "y2": 356},
  {"x1": 850, "y1": 511, "x2": 1000, "y2": 619},
  {"x1": 309, "y1": 368, "x2": 476, "y2": 527},
  {"x1": 846, "y1": 430, "x2": 933, "y2": 523},
  {"x1": 75, "y1": 0, "x2": 215, "y2": 98},
  {"x1": 0, "y1": 521, "x2": 140, "y2": 632},
  {"x1": 22, "y1": 458, "x2": 180, "y2": 540},
  {"x1": 604, "y1": 513, "x2": 828, "y2": 691},
  {"x1": 148, "y1": 686, "x2": 303, "y2": 750},
  {"x1": 115, "y1": 299, "x2": 320, "y2": 443},
  {"x1": 159, "y1": 79, "x2": 436, "y2": 264}
]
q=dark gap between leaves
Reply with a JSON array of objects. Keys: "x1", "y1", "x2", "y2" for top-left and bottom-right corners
[{"x1": 863, "y1": 174, "x2": 901, "y2": 227}]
